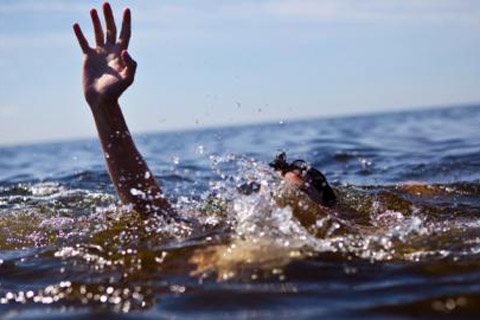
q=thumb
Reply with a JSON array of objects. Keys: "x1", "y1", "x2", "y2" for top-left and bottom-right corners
[{"x1": 121, "y1": 50, "x2": 137, "y2": 79}]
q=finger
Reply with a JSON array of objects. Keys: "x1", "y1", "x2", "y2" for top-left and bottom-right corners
[
  {"x1": 103, "y1": 2, "x2": 117, "y2": 44},
  {"x1": 90, "y1": 9, "x2": 104, "y2": 46},
  {"x1": 121, "y1": 50, "x2": 137, "y2": 72},
  {"x1": 73, "y1": 23, "x2": 91, "y2": 54},
  {"x1": 118, "y1": 8, "x2": 131, "y2": 49},
  {"x1": 121, "y1": 50, "x2": 137, "y2": 81}
]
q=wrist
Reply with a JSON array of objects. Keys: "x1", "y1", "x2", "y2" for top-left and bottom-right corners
[
  {"x1": 90, "y1": 99, "x2": 128, "y2": 139},
  {"x1": 87, "y1": 94, "x2": 119, "y2": 113}
]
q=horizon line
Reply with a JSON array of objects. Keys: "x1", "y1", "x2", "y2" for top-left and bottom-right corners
[{"x1": 1, "y1": 101, "x2": 478, "y2": 149}]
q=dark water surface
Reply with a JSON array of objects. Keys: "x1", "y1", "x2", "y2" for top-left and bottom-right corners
[{"x1": 1, "y1": 106, "x2": 480, "y2": 319}]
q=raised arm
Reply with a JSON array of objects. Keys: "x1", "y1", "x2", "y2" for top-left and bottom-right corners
[{"x1": 73, "y1": 3, "x2": 172, "y2": 217}]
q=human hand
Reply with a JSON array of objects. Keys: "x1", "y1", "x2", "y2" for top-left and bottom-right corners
[{"x1": 73, "y1": 3, "x2": 136, "y2": 109}]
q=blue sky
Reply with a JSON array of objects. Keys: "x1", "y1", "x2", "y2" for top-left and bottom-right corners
[{"x1": 1, "y1": 0, "x2": 479, "y2": 145}]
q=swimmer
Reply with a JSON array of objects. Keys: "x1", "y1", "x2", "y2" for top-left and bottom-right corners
[{"x1": 72, "y1": 3, "x2": 336, "y2": 218}]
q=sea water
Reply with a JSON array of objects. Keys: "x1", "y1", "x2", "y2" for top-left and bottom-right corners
[{"x1": 0, "y1": 105, "x2": 479, "y2": 319}]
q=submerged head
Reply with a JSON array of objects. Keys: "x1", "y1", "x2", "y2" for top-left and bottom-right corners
[{"x1": 269, "y1": 152, "x2": 336, "y2": 207}]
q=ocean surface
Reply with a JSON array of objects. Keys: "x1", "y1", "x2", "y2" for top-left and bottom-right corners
[{"x1": 0, "y1": 105, "x2": 480, "y2": 319}]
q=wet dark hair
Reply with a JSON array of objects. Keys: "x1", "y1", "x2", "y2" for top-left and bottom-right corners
[{"x1": 269, "y1": 152, "x2": 336, "y2": 207}]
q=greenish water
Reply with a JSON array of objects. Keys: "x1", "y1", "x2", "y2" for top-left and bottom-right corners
[{"x1": 1, "y1": 105, "x2": 480, "y2": 319}]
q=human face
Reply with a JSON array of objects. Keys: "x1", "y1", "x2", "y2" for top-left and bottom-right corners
[
  {"x1": 277, "y1": 169, "x2": 332, "y2": 207},
  {"x1": 282, "y1": 169, "x2": 306, "y2": 188}
]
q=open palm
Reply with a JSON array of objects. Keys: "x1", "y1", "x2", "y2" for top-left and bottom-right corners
[{"x1": 73, "y1": 3, "x2": 136, "y2": 107}]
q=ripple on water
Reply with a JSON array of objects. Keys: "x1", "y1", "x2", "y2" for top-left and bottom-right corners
[{"x1": 1, "y1": 106, "x2": 480, "y2": 318}]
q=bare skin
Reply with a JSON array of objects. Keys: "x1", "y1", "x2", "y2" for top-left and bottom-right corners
[
  {"x1": 73, "y1": 3, "x2": 172, "y2": 217},
  {"x1": 73, "y1": 2, "x2": 325, "y2": 220}
]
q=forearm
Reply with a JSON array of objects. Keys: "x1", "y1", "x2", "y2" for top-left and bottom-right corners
[{"x1": 90, "y1": 100, "x2": 171, "y2": 216}]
